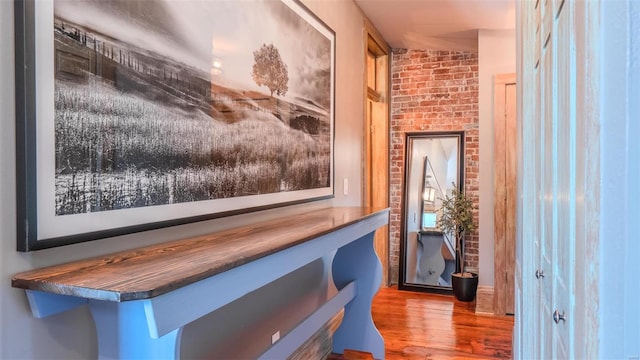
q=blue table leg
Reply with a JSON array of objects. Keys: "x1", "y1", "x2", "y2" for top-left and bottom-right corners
[
  {"x1": 331, "y1": 231, "x2": 385, "y2": 359},
  {"x1": 89, "y1": 300, "x2": 182, "y2": 360}
]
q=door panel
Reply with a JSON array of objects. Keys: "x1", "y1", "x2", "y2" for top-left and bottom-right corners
[
  {"x1": 553, "y1": 3, "x2": 574, "y2": 358},
  {"x1": 516, "y1": 0, "x2": 538, "y2": 352},
  {"x1": 541, "y1": 31, "x2": 554, "y2": 358},
  {"x1": 363, "y1": 28, "x2": 390, "y2": 286},
  {"x1": 493, "y1": 74, "x2": 517, "y2": 316},
  {"x1": 505, "y1": 83, "x2": 517, "y2": 314},
  {"x1": 529, "y1": 0, "x2": 574, "y2": 357},
  {"x1": 368, "y1": 99, "x2": 389, "y2": 286},
  {"x1": 532, "y1": 0, "x2": 544, "y2": 357},
  {"x1": 532, "y1": 0, "x2": 543, "y2": 355}
]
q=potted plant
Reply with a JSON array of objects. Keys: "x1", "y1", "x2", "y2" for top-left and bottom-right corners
[{"x1": 437, "y1": 183, "x2": 478, "y2": 301}]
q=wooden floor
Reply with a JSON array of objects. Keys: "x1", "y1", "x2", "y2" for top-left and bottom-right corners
[{"x1": 328, "y1": 286, "x2": 514, "y2": 360}]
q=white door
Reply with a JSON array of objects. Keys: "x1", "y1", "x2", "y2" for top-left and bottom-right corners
[
  {"x1": 514, "y1": 0, "x2": 541, "y2": 356},
  {"x1": 551, "y1": 0, "x2": 574, "y2": 357},
  {"x1": 520, "y1": 0, "x2": 575, "y2": 357},
  {"x1": 518, "y1": 0, "x2": 640, "y2": 358}
]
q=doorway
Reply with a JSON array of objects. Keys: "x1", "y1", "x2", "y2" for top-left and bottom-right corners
[
  {"x1": 363, "y1": 22, "x2": 390, "y2": 286},
  {"x1": 494, "y1": 73, "x2": 516, "y2": 315}
]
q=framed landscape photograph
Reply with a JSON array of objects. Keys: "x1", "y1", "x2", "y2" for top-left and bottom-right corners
[{"x1": 15, "y1": 0, "x2": 335, "y2": 251}]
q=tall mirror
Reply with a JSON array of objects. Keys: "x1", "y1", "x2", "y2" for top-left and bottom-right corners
[{"x1": 399, "y1": 131, "x2": 464, "y2": 293}]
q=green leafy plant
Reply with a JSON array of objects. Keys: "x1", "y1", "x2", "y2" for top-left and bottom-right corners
[{"x1": 437, "y1": 183, "x2": 477, "y2": 275}]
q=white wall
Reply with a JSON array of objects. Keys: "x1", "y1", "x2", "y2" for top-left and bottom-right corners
[
  {"x1": 598, "y1": 0, "x2": 640, "y2": 357},
  {"x1": 478, "y1": 29, "x2": 516, "y2": 286},
  {"x1": 0, "y1": 0, "x2": 368, "y2": 358}
]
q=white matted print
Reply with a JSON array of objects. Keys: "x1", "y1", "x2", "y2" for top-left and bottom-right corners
[{"x1": 15, "y1": 0, "x2": 335, "y2": 251}]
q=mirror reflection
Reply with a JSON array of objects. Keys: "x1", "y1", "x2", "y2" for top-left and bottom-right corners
[{"x1": 400, "y1": 132, "x2": 464, "y2": 292}]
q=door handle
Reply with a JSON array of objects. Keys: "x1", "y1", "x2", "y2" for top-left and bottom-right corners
[
  {"x1": 553, "y1": 310, "x2": 566, "y2": 324},
  {"x1": 535, "y1": 269, "x2": 545, "y2": 279}
]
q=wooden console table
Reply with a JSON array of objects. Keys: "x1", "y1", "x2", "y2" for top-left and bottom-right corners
[{"x1": 12, "y1": 207, "x2": 389, "y2": 359}]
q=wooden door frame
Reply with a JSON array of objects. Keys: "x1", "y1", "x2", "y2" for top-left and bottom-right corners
[
  {"x1": 363, "y1": 18, "x2": 391, "y2": 286},
  {"x1": 494, "y1": 73, "x2": 517, "y2": 315}
]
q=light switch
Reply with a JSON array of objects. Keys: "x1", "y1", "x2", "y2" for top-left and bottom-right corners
[{"x1": 343, "y1": 178, "x2": 349, "y2": 196}]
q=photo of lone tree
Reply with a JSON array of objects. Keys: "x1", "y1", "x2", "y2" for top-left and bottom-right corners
[
  {"x1": 252, "y1": 43, "x2": 289, "y2": 97},
  {"x1": 52, "y1": 0, "x2": 333, "y2": 217}
]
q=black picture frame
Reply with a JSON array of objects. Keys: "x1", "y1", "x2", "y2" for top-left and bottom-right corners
[{"x1": 14, "y1": 0, "x2": 335, "y2": 251}]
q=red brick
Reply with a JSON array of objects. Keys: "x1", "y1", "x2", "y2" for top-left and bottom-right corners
[{"x1": 389, "y1": 49, "x2": 479, "y2": 284}]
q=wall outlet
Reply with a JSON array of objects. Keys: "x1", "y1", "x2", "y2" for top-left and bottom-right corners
[
  {"x1": 271, "y1": 331, "x2": 280, "y2": 344},
  {"x1": 343, "y1": 178, "x2": 349, "y2": 196}
]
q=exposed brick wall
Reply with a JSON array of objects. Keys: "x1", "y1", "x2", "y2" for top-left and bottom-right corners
[{"x1": 390, "y1": 49, "x2": 480, "y2": 284}]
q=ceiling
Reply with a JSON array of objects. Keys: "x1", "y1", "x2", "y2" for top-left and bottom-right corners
[{"x1": 354, "y1": 0, "x2": 515, "y2": 52}]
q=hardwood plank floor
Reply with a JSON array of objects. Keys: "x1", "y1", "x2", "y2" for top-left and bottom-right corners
[{"x1": 329, "y1": 286, "x2": 514, "y2": 360}]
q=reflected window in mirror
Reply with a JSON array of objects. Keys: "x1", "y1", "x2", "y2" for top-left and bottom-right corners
[{"x1": 422, "y1": 212, "x2": 437, "y2": 229}]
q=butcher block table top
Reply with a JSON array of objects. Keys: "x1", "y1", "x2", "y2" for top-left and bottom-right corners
[{"x1": 12, "y1": 207, "x2": 389, "y2": 302}]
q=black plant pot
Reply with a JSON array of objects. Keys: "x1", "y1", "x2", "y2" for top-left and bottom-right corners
[{"x1": 451, "y1": 272, "x2": 479, "y2": 302}]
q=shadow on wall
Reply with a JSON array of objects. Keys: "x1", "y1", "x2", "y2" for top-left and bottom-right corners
[{"x1": 181, "y1": 258, "x2": 327, "y2": 358}]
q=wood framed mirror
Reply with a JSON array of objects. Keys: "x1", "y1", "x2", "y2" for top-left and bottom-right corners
[{"x1": 398, "y1": 131, "x2": 464, "y2": 294}]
